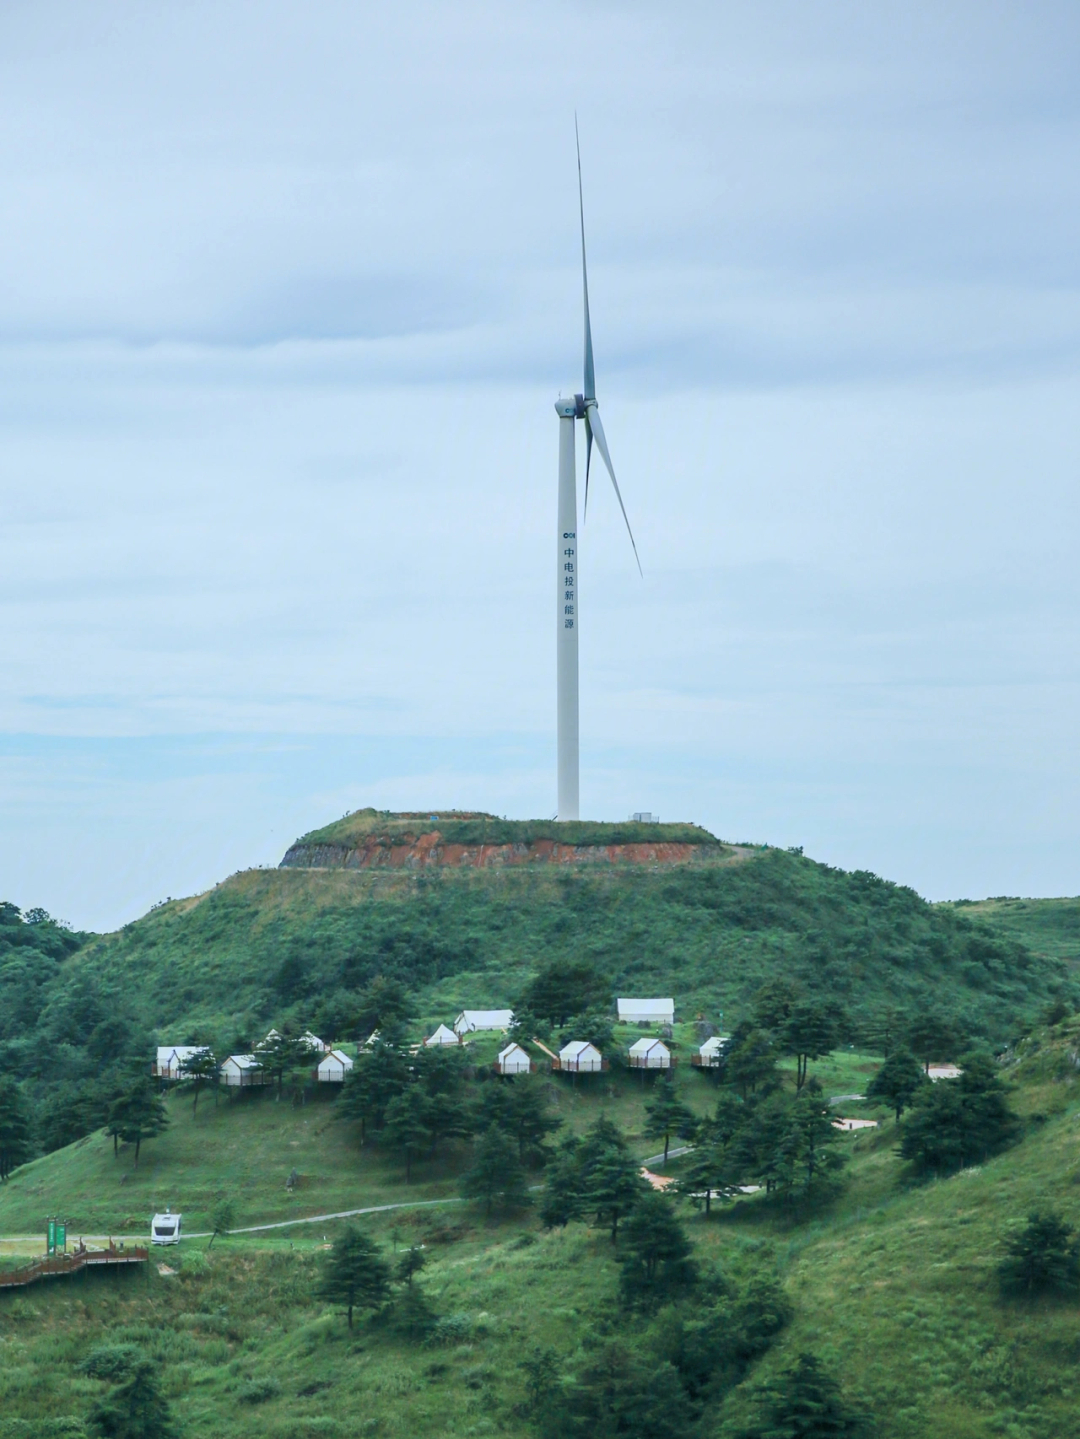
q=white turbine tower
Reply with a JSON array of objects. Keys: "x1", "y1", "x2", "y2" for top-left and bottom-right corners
[{"x1": 555, "y1": 127, "x2": 641, "y2": 820}]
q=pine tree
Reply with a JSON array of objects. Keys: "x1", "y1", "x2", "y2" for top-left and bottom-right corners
[
  {"x1": 462, "y1": 1124, "x2": 532, "y2": 1217},
  {"x1": 395, "y1": 1245, "x2": 427, "y2": 1287},
  {"x1": 85, "y1": 1354, "x2": 177, "y2": 1439},
  {"x1": 207, "y1": 1196, "x2": 236, "y2": 1249},
  {"x1": 178, "y1": 1046, "x2": 218, "y2": 1115},
  {"x1": 337, "y1": 1041, "x2": 410, "y2": 1143},
  {"x1": 781, "y1": 1003, "x2": 842, "y2": 1090},
  {"x1": 579, "y1": 1115, "x2": 646, "y2": 1243},
  {"x1": 0, "y1": 1076, "x2": 34, "y2": 1181},
  {"x1": 499, "y1": 1075, "x2": 563, "y2": 1161},
  {"x1": 392, "y1": 1280, "x2": 438, "y2": 1340},
  {"x1": 865, "y1": 1048, "x2": 925, "y2": 1122},
  {"x1": 317, "y1": 1226, "x2": 392, "y2": 1329},
  {"x1": 382, "y1": 1085, "x2": 432, "y2": 1182},
  {"x1": 539, "y1": 1136, "x2": 585, "y2": 1229},
  {"x1": 617, "y1": 1192, "x2": 697, "y2": 1307},
  {"x1": 998, "y1": 1211, "x2": 1080, "y2": 1299},
  {"x1": 108, "y1": 1080, "x2": 169, "y2": 1169},
  {"x1": 739, "y1": 1351, "x2": 875, "y2": 1438},
  {"x1": 643, "y1": 1074, "x2": 695, "y2": 1164}
]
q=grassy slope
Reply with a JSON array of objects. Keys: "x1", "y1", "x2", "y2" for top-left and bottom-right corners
[
  {"x1": 64, "y1": 849, "x2": 1069, "y2": 1048},
  {"x1": 4, "y1": 1032, "x2": 1080, "y2": 1438},
  {"x1": 959, "y1": 897, "x2": 1080, "y2": 976},
  {"x1": 0, "y1": 1052, "x2": 725, "y2": 1238}
]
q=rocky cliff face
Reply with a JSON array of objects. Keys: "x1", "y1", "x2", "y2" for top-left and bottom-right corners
[{"x1": 280, "y1": 830, "x2": 728, "y2": 870}]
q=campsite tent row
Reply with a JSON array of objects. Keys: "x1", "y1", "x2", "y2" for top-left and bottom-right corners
[{"x1": 155, "y1": 1035, "x2": 354, "y2": 1087}]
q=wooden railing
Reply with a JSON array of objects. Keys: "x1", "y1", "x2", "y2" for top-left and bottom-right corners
[{"x1": 0, "y1": 1245, "x2": 148, "y2": 1289}]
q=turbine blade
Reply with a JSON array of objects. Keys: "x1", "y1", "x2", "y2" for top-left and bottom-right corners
[
  {"x1": 584, "y1": 409, "x2": 594, "y2": 519},
  {"x1": 576, "y1": 117, "x2": 595, "y2": 402},
  {"x1": 588, "y1": 404, "x2": 642, "y2": 576}
]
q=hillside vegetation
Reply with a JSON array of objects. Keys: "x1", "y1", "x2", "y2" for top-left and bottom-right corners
[
  {"x1": 1, "y1": 826, "x2": 1076, "y2": 1163},
  {"x1": 4, "y1": 1017, "x2": 1080, "y2": 1439}
]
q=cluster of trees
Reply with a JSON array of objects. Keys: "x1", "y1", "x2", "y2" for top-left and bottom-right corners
[
  {"x1": 522, "y1": 1110, "x2": 872, "y2": 1436},
  {"x1": 338, "y1": 1037, "x2": 562, "y2": 1186},
  {"x1": 317, "y1": 1224, "x2": 440, "y2": 1337},
  {"x1": 998, "y1": 1210, "x2": 1080, "y2": 1300},
  {"x1": 81, "y1": 1343, "x2": 176, "y2": 1439},
  {"x1": 866, "y1": 1047, "x2": 1019, "y2": 1174}
]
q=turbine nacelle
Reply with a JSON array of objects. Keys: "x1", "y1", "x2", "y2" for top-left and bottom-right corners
[{"x1": 553, "y1": 395, "x2": 591, "y2": 420}]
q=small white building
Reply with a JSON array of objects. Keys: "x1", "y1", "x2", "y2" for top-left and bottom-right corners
[
  {"x1": 153, "y1": 1045, "x2": 206, "y2": 1079},
  {"x1": 220, "y1": 1054, "x2": 267, "y2": 1087},
  {"x1": 495, "y1": 1042, "x2": 534, "y2": 1075},
  {"x1": 928, "y1": 1064, "x2": 963, "y2": 1081},
  {"x1": 425, "y1": 1024, "x2": 461, "y2": 1047},
  {"x1": 628, "y1": 1037, "x2": 672, "y2": 1069},
  {"x1": 454, "y1": 1009, "x2": 514, "y2": 1036},
  {"x1": 693, "y1": 1035, "x2": 731, "y2": 1068},
  {"x1": 301, "y1": 1031, "x2": 331, "y2": 1054},
  {"x1": 617, "y1": 998, "x2": 674, "y2": 1025},
  {"x1": 557, "y1": 1040, "x2": 604, "y2": 1073},
  {"x1": 317, "y1": 1049, "x2": 354, "y2": 1082}
]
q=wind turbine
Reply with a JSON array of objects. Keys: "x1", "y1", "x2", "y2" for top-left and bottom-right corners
[{"x1": 554, "y1": 126, "x2": 641, "y2": 821}]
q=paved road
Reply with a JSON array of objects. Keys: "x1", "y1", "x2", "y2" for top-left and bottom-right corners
[
  {"x1": 640, "y1": 1144, "x2": 694, "y2": 1168},
  {"x1": 1, "y1": 1197, "x2": 466, "y2": 1249},
  {"x1": 3, "y1": 1151, "x2": 702, "y2": 1251}
]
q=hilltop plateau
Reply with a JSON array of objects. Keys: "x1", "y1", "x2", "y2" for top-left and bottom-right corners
[{"x1": 280, "y1": 808, "x2": 732, "y2": 870}]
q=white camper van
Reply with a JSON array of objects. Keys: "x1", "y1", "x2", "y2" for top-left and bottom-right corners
[{"x1": 151, "y1": 1209, "x2": 182, "y2": 1245}]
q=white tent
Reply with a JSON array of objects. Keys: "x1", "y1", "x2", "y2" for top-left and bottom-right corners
[
  {"x1": 302, "y1": 1031, "x2": 331, "y2": 1054},
  {"x1": 928, "y1": 1064, "x2": 962, "y2": 1081},
  {"x1": 153, "y1": 1045, "x2": 205, "y2": 1079},
  {"x1": 454, "y1": 1009, "x2": 514, "y2": 1036},
  {"x1": 221, "y1": 1054, "x2": 266, "y2": 1087},
  {"x1": 628, "y1": 1037, "x2": 671, "y2": 1069},
  {"x1": 425, "y1": 1024, "x2": 461, "y2": 1047},
  {"x1": 695, "y1": 1035, "x2": 731, "y2": 1067},
  {"x1": 558, "y1": 1040, "x2": 604, "y2": 1073},
  {"x1": 495, "y1": 1042, "x2": 533, "y2": 1075},
  {"x1": 317, "y1": 1049, "x2": 354, "y2": 1082},
  {"x1": 617, "y1": 998, "x2": 674, "y2": 1024}
]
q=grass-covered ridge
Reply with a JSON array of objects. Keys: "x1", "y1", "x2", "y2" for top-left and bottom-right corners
[{"x1": 290, "y1": 807, "x2": 722, "y2": 851}]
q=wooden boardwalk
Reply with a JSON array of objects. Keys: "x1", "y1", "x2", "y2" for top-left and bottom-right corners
[{"x1": 0, "y1": 1244, "x2": 148, "y2": 1289}]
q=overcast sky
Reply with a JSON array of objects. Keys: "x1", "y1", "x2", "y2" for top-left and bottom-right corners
[{"x1": 3, "y1": 0, "x2": 1079, "y2": 930}]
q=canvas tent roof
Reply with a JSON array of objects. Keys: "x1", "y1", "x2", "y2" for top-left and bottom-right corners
[
  {"x1": 318, "y1": 1048, "x2": 353, "y2": 1069},
  {"x1": 559, "y1": 1040, "x2": 601, "y2": 1062},
  {"x1": 628, "y1": 1037, "x2": 670, "y2": 1059},
  {"x1": 496, "y1": 1042, "x2": 532, "y2": 1073},
  {"x1": 425, "y1": 1024, "x2": 460, "y2": 1047},
  {"x1": 156, "y1": 1045, "x2": 204, "y2": 1069},
  {"x1": 454, "y1": 1009, "x2": 514, "y2": 1034},
  {"x1": 301, "y1": 1031, "x2": 330, "y2": 1053},
  {"x1": 617, "y1": 998, "x2": 674, "y2": 1023},
  {"x1": 699, "y1": 1035, "x2": 730, "y2": 1056}
]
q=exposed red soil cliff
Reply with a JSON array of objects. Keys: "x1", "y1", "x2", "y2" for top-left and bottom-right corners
[{"x1": 280, "y1": 832, "x2": 728, "y2": 870}]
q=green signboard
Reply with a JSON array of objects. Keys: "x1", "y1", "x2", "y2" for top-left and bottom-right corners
[{"x1": 46, "y1": 1219, "x2": 67, "y2": 1256}]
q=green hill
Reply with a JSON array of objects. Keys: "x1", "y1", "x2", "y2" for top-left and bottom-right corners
[
  {"x1": 3, "y1": 1019, "x2": 1080, "y2": 1439},
  {"x1": 2, "y1": 815, "x2": 1076, "y2": 1163}
]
